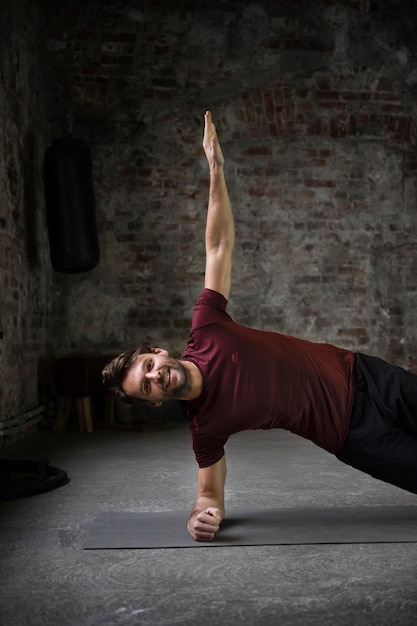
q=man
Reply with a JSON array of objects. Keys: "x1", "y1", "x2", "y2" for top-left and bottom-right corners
[{"x1": 103, "y1": 111, "x2": 417, "y2": 541}]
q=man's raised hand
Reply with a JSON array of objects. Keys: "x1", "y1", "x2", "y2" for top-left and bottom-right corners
[{"x1": 203, "y1": 111, "x2": 224, "y2": 169}]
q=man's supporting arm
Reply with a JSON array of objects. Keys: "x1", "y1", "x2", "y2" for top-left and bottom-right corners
[
  {"x1": 203, "y1": 111, "x2": 235, "y2": 301},
  {"x1": 187, "y1": 455, "x2": 226, "y2": 541}
]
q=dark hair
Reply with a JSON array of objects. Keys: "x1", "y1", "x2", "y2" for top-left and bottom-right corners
[{"x1": 102, "y1": 345, "x2": 154, "y2": 404}]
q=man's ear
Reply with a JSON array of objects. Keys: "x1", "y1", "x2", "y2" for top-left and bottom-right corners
[{"x1": 151, "y1": 347, "x2": 169, "y2": 357}]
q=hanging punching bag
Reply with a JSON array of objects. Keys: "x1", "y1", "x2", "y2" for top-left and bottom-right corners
[{"x1": 44, "y1": 136, "x2": 100, "y2": 273}]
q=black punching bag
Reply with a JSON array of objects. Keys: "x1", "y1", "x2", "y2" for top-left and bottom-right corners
[{"x1": 44, "y1": 137, "x2": 100, "y2": 273}]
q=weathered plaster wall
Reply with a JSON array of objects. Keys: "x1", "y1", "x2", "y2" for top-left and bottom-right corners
[{"x1": 0, "y1": 1, "x2": 51, "y2": 425}]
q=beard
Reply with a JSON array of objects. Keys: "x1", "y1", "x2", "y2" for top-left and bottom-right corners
[{"x1": 163, "y1": 358, "x2": 191, "y2": 400}]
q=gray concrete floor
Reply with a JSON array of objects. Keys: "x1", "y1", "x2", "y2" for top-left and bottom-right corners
[{"x1": 1, "y1": 418, "x2": 417, "y2": 626}]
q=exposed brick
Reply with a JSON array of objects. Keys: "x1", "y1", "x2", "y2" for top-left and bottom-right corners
[{"x1": 3, "y1": 0, "x2": 417, "y2": 434}]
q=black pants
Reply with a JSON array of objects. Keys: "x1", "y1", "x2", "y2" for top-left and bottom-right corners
[{"x1": 336, "y1": 353, "x2": 417, "y2": 494}]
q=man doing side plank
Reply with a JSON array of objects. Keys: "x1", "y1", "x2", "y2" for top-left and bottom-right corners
[{"x1": 103, "y1": 111, "x2": 417, "y2": 541}]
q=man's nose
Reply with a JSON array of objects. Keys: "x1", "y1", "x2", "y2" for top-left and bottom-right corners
[{"x1": 146, "y1": 370, "x2": 161, "y2": 382}]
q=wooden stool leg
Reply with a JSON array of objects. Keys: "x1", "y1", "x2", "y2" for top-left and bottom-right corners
[
  {"x1": 76, "y1": 398, "x2": 86, "y2": 432},
  {"x1": 104, "y1": 393, "x2": 115, "y2": 425},
  {"x1": 76, "y1": 397, "x2": 93, "y2": 433},
  {"x1": 54, "y1": 397, "x2": 72, "y2": 432}
]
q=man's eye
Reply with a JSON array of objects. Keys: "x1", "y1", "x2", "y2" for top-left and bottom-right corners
[
  {"x1": 147, "y1": 361, "x2": 152, "y2": 371},
  {"x1": 144, "y1": 381, "x2": 150, "y2": 392}
]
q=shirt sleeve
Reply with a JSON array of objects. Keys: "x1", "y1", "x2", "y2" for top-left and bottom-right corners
[
  {"x1": 191, "y1": 288, "x2": 231, "y2": 329},
  {"x1": 191, "y1": 430, "x2": 228, "y2": 468}
]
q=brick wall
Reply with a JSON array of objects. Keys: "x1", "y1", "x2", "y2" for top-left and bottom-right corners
[
  {"x1": 42, "y1": 0, "x2": 417, "y2": 372},
  {"x1": 2, "y1": 0, "x2": 417, "y2": 427},
  {"x1": 0, "y1": 1, "x2": 51, "y2": 424}
]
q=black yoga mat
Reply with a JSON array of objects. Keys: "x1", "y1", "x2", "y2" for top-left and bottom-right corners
[{"x1": 84, "y1": 505, "x2": 417, "y2": 549}]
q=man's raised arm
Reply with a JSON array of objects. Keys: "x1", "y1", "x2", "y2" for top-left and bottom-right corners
[{"x1": 203, "y1": 111, "x2": 235, "y2": 301}]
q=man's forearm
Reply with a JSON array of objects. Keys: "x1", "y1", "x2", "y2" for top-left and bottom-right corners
[{"x1": 205, "y1": 164, "x2": 235, "y2": 255}]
